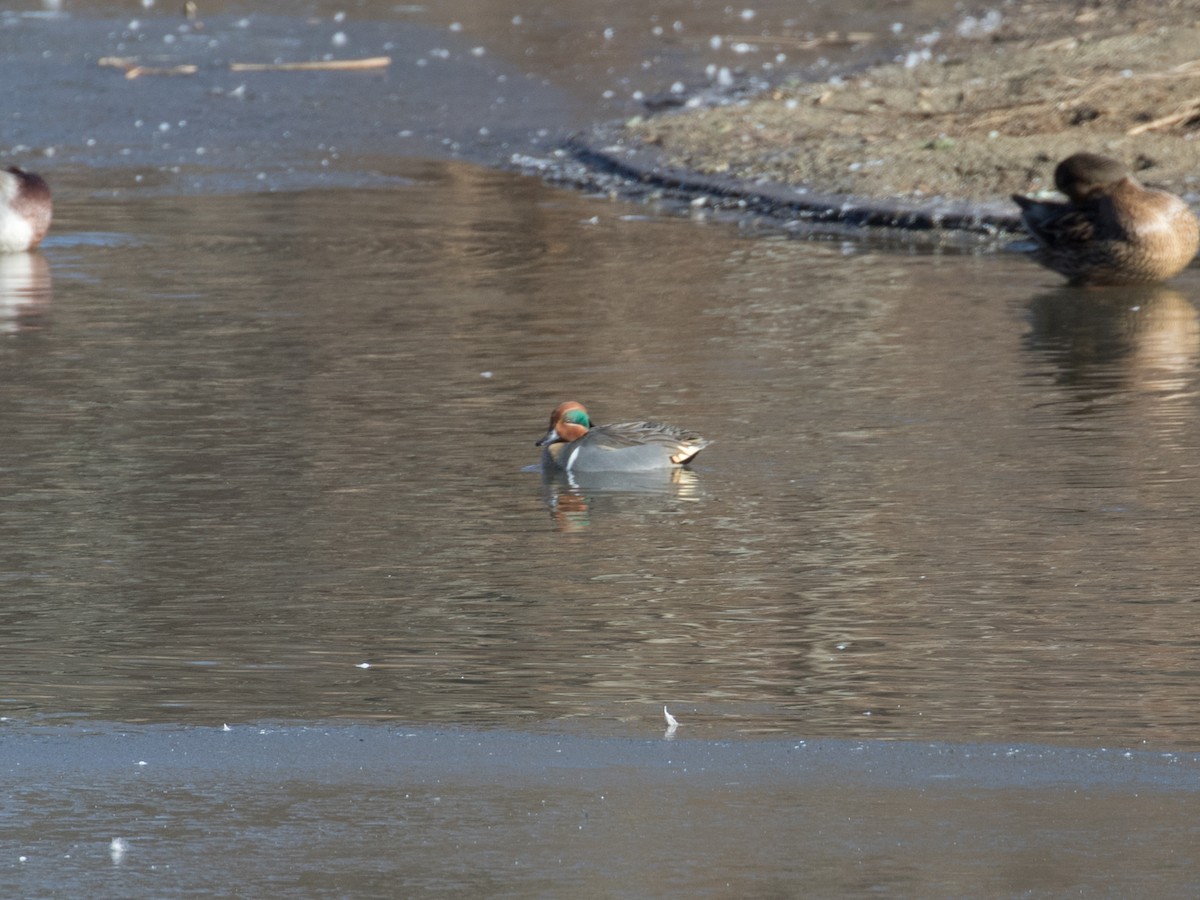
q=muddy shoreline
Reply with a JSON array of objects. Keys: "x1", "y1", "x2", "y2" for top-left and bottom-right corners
[
  {"x1": 540, "y1": 1, "x2": 1200, "y2": 238},
  {"x1": 559, "y1": 125, "x2": 1021, "y2": 237}
]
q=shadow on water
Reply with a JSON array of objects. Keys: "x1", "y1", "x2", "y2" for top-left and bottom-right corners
[{"x1": 6, "y1": 723, "x2": 1200, "y2": 898}]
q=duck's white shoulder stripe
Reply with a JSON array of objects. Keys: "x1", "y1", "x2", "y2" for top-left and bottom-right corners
[{"x1": 565, "y1": 445, "x2": 582, "y2": 472}]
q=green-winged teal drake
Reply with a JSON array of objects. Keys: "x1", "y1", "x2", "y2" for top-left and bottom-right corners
[{"x1": 536, "y1": 401, "x2": 710, "y2": 473}]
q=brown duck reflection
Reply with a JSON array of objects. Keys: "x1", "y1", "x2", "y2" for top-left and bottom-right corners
[
  {"x1": 0, "y1": 251, "x2": 51, "y2": 333},
  {"x1": 541, "y1": 467, "x2": 706, "y2": 532},
  {"x1": 1024, "y1": 285, "x2": 1200, "y2": 395}
]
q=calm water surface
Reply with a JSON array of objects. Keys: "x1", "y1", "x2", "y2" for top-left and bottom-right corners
[
  {"x1": 5, "y1": 2, "x2": 1200, "y2": 896},
  {"x1": 4, "y1": 166, "x2": 1200, "y2": 750}
]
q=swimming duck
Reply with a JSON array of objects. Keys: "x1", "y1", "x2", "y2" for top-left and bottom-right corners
[
  {"x1": 0, "y1": 167, "x2": 52, "y2": 253},
  {"x1": 1012, "y1": 153, "x2": 1199, "y2": 286},
  {"x1": 536, "y1": 401, "x2": 710, "y2": 473}
]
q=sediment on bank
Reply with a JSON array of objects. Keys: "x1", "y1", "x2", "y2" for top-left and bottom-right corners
[{"x1": 555, "y1": 1, "x2": 1200, "y2": 236}]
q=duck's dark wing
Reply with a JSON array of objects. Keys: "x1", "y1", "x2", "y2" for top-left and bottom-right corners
[
  {"x1": 1012, "y1": 194, "x2": 1109, "y2": 247},
  {"x1": 1012, "y1": 195, "x2": 1089, "y2": 247}
]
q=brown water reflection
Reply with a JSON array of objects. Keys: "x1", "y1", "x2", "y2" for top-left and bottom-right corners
[{"x1": 5, "y1": 162, "x2": 1200, "y2": 749}]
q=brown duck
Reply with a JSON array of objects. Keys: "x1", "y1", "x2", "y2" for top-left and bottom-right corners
[{"x1": 1012, "y1": 152, "x2": 1199, "y2": 286}]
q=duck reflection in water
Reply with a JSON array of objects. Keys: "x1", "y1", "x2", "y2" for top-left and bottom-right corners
[
  {"x1": 1025, "y1": 285, "x2": 1200, "y2": 396},
  {"x1": 541, "y1": 466, "x2": 706, "y2": 533},
  {"x1": 0, "y1": 252, "x2": 52, "y2": 333}
]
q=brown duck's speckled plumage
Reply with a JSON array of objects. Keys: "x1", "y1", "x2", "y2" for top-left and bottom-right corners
[{"x1": 1012, "y1": 153, "x2": 1199, "y2": 286}]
